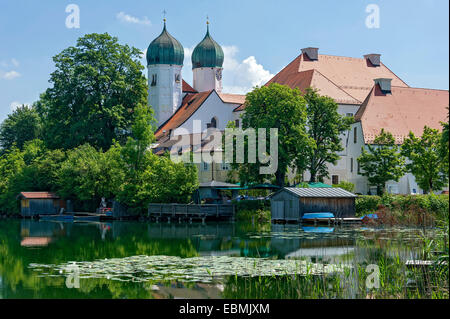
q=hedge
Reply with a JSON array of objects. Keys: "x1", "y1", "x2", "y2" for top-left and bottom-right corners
[{"x1": 356, "y1": 193, "x2": 449, "y2": 221}]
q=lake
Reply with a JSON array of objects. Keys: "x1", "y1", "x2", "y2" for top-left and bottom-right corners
[{"x1": 0, "y1": 219, "x2": 440, "y2": 299}]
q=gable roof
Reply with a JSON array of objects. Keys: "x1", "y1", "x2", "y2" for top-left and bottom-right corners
[
  {"x1": 218, "y1": 93, "x2": 246, "y2": 105},
  {"x1": 355, "y1": 84, "x2": 449, "y2": 144},
  {"x1": 182, "y1": 80, "x2": 197, "y2": 93},
  {"x1": 154, "y1": 90, "x2": 246, "y2": 140},
  {"x1": 271, "y1": 187, "x2": 357, "y2": 198},
  {"x1": 266, "y1": 52, "x2": 409, "y2": 104},
  {"x1": 18, "y1": 192, "x2": 60, "y2": 199},
  {"x1": 154, "y1": 91, "x2": 213, "y2": 140}
]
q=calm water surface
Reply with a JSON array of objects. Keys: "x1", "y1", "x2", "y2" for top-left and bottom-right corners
[{"x1": 0, "y1": 219, "x2": 434, "y2": 298}]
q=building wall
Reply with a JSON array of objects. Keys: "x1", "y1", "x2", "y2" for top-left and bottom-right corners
[
  {"x1": 193, "y1": 67, "x2": 223, "y2": 93},
  {"x1": 148, "y1": 64, "x2": 183, "y2": 127},
  {"x1": 174, "y1": 92, "x2": 240, "y2": 134}
]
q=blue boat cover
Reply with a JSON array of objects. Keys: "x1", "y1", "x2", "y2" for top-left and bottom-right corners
[
  {"x1": 302, "y1": 212, "x2": 334, "y2": 219},
  {"x1": 361, "y1": 213, "x2": 378, "y2": 219}
]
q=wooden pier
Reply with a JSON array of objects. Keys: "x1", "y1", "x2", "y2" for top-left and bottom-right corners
[
  {"x1": 272, "y1": 217, "x2": 362, "y2": 225},
  {"x1": 148, "y1": 203, "x2": 235, "y2": 222}
]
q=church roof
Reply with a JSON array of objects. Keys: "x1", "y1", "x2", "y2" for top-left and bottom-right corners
[
  {"x1": 266, "y1": 51, "x2": 409, "y2": 104},
  {"x1": 355, "y1": 84, "x2": 449, "y2": 144},
  {"x1": 192, "y1": 25, "x2": 224, "y2": 69},
  {"x1": 154, "y1": 91, "x2": 213, "y2": 140},
  {"x1": 218, "y1": 93, "x2": 246, "y2": 105},
  {"x1": 154, "y1": 91, "x2": 246, "y2": 140},
  {"x1": 147, "y1": 22, "x2": 184, "y2": 66},
  {"x1": 182, "y1": 80, "x2": 197, "y2": 93}
]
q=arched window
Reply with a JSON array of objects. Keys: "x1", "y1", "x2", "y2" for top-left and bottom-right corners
[{"x1": 210, "y1": 117, "x2": 217, "y2": 128}]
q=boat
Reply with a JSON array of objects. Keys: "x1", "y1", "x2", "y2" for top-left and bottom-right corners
[{"x1": 302, "y1": 212, "x2": 335, "y2": 219}]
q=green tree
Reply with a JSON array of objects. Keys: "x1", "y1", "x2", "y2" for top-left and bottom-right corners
[
  {"x1": 0, "y1": 105, "x2": 41, "y2": 151},
  {"x1": 36, "y1": 33, "x2": 148, "y2": 151},
  {"x1": 440, "y1": 108, "x2": 449, "y2": 176},
  {"x1": 0, "y1": 140, "x2": 65, "y2": 214},
  {"x1": 236, "y1": 83, "x2": 313, "y2": 187},
  {"x1": 116, "y1": 104, "x2": 198, "y2": 211},
  {"x1": 358, "y1": 129, "x2": 406, "y2": 195},
  {"x1": 303, "y1": 88, "x2": 353, "y2": 182},
  {"x1": 57, "y1": 144, "x2": 125, "y2": 208},
  {"x1": 401, "y1": 126, "x2": 448, "y2": 193}
]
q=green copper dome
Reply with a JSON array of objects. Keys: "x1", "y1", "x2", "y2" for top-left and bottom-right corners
[
  {"x1": 147, "y1": 22, "x2": 184, "y2": 66},
  {"x1": 192, "y1": 25, "x2": 224, "y2": 69}
]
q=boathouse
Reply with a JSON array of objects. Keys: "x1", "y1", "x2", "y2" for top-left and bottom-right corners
[
  {"x1": 17, "y1": 192, "x2": 65, "y2": 217},
  {"x1": 270, "y1": 187, "x2": 357, "y2": 222}
]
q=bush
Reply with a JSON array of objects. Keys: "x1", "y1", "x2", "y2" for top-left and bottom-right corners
[
  {"x1": 355, "y1": 195, "x2": 381, "y2": 216},
  {"x1": 333, "y1": 181, "x2": 355, "y2": 193},
  {"x1": 233, "y1": 199, "x2": 270, "y2": 212},
  {"x1": 236, "y1": 209, "x2": 271, "y2": 223},
  {"x1": 356, "y1": 193, "x2": 449, "y2": 225}
]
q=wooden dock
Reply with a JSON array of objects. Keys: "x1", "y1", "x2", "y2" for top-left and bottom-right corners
[
  {"x1": 273, "y1": 217, "x2": 362, "y2": 225},
  {"x1": 148, "y1": 203, "x2": 235, "y2": 222}
]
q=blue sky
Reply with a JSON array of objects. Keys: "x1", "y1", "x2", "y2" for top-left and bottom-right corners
[{"x1": 0, "y1": 0, "x2": 448, "y2": 122}]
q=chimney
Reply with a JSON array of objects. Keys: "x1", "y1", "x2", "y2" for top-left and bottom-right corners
[
  {"x1": 301, "y1": 47, "x2": 319, "y2": 61},
  {"x1": 374, "y1": 78, "x2": 392, "y2": 94},
  {"x1": 364, "y1": 53, "x2": 381, "y2": 66}
]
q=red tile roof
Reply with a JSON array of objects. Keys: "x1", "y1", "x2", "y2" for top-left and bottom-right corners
[
  {"x1": 218, "y1": 93, "x2": 246, "y2": 105},
  {"x1": 355, "y1": 85, "x2": 449, "y2": 144},
  {"x1": 154, "y1": 91, "x2": 247, "y2": 140},
  {"x1": 266, "y1": 53, "x2": 409, "y2": 104},
  {"x1": 154, "y1": 91, "x2": 213, "y2": 140},
  {"x1": 18, "y1": 192, "x2": 60, "y2": 199},
  {"x1": 182, "y1": 80, "x2": 197, "y2": 93}
]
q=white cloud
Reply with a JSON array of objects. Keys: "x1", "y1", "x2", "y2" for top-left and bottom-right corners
[
  {"x1": 11, "y1": 58, "x2": 19, "y2": 67},
  {"x1": 1, "y1": 70, "x2": 21, "y2": 80},
  {"x1": 183, "y1": 45, "x2": 273, "y2": 94},
  {"x1": 117, "y1": 12, "x2": 151, "y2": 26},
  {"x1": 10, "y1": 101, "x2": 30, "y2": 111}
]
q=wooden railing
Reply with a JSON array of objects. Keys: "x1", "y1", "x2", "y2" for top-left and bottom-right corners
[{"x1": 148, "y1": 203, "x2": 235, "y2": 220}]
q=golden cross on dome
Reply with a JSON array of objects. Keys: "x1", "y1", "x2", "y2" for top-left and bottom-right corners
[{"x1": 163, "y1": 9, "x2": 167, "y2": 23}]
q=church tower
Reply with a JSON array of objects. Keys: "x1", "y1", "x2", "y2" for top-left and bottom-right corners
[
  {"x1": 192, "y1": 20, "x2": 224, "y2": 93},
  {"x1": 146, "y1": 19, "x2": 184, "y2": 127}
]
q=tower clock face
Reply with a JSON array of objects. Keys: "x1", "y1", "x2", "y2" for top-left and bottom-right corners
[{"x1": 215, "y1": 69, "x2": 222, "y2": 81}]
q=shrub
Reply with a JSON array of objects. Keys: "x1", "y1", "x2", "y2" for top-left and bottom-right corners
[
  {"x1": 233, "y1": 199, "x2": 270, "y2": 212},
  {"x1": 333, "y1": 181, "x2": 355, "y2": 193},
  {"x1": 355, "y1": 195, "x2": 381, "y2": 216}
]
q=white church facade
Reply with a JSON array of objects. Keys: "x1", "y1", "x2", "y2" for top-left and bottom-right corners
[{"x1": 146, "y1": 21, "x2": 449, "y2": 194}]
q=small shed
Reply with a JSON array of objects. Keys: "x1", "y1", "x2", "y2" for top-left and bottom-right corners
[
  {"x1": 17, "y1": 192, "x2": 65, "y2": 217},
  {"x1": 270, "y1": 187, "x2": 357, "y2": 222}
]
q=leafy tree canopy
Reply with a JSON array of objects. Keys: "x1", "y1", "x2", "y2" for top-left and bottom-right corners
[
  {"x1": 36, "y1": 33, "x2": 148, "y2": 151},
  {"x1": 358, "y1": 129, "x2": 406, "y2": 195},
  {"x1": 0, "y1": 105, "x2": 41, "y2": 152},
  {"x1": 303, "y1": 88, "x2": 353, "y2": 182},
  {"x1": 401, "y1": 126, "x2": 448, "y2": 193},
  {"x1": 236, "y1": 83, "x2": 313, "y2": 187}
]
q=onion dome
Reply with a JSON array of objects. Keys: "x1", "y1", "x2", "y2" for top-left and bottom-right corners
[
  {"x1": 191, "y1": 23, "x2": 224, "y2": 69},
  {"x1": 146, "y1": 20, "x2": 184, "y2": 66}
]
